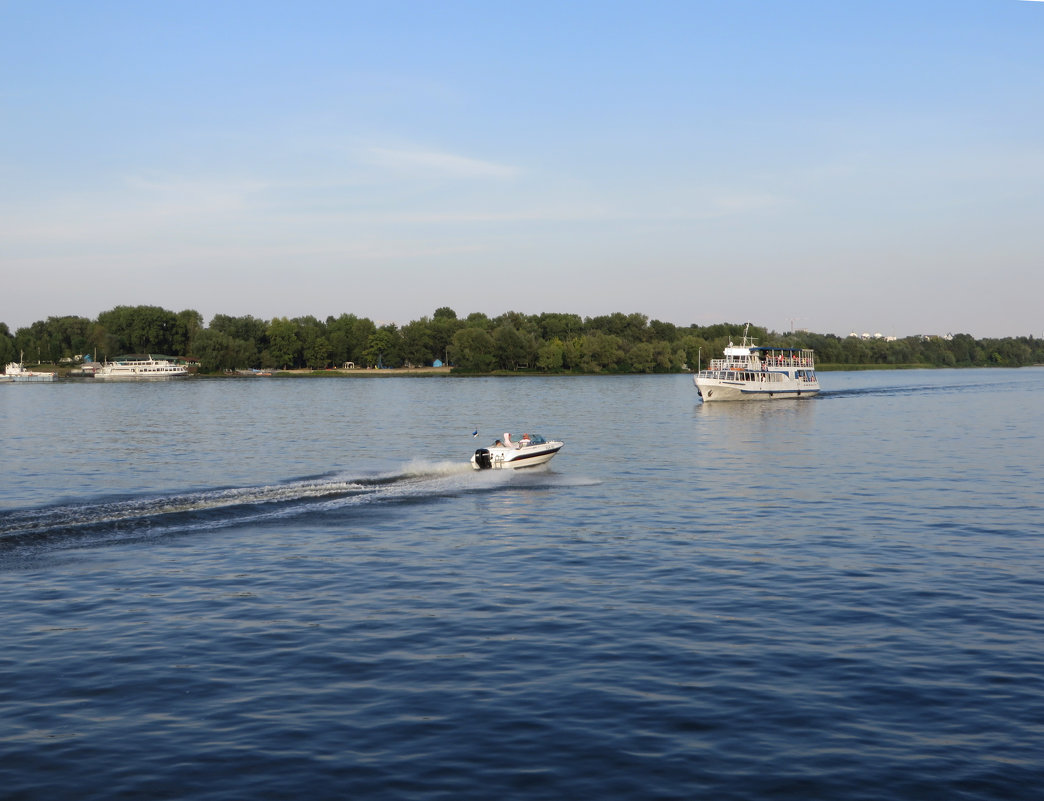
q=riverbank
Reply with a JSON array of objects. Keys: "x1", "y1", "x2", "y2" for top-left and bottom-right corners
[
  {"x1": 13, "y1": 363, "x2": 1038, "y2": 380},
  {"x1": 279, "y1": 366, "x2": 454, "y2": 377}
]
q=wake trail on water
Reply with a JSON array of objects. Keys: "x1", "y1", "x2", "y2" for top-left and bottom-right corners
[
  {"x1": 821, "y1": 377, "x2": 1009, "y2": 399},
  {"x1": 0, "y1": 460, "x2": 581, "y2": 552}
]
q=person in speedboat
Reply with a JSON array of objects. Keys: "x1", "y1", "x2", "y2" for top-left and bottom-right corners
[{"x1": 499, "y1": 433, "x2": 535, "y2": 449}]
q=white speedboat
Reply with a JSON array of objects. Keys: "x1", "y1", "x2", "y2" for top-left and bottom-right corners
[
  {"x1": 694, "y1": 324, "x2": 820, "y2": 402},
  {"x1": 472, "y1": 433, "x2": 564, "y2": 470},
  {"x1": 94, "y1": 355, "x2": 189, "y2": 380}
]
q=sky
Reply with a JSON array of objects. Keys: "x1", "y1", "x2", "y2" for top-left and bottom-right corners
[{"x1": 2, "y1": 1, "x2": 1043, "y2": 338}]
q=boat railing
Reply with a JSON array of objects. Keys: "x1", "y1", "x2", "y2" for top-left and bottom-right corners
[
  {"x1": 698, "y1": 369, "x2": 785, "y2": 383},
  {"x1": 755, "y1": 354, "x2": 816, "y2": 368},
  {"x1": 707, "y1": 355, "x2": 815, "y2": 371}
]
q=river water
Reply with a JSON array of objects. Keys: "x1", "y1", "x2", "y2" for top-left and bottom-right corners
[{"x1": 2, "y1": 369, "x2": 1042, "y2": 800}]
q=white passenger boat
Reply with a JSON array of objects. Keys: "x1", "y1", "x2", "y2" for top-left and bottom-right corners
[
  {"x1": 1, "y1": 357, "x2": 57, "y2": 382},
  {"x1": 93, "y1": 355, "x2": 189, "y2": 380},
  {"x1": 472, "y1": 433, "x2": 564, "y2": 470},
  {"x1": 694, "y1": 325, "x2": 820, "y2": 402}
]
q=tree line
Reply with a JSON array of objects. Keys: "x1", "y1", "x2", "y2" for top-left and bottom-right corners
[{"x1": 2, "y1": 305, "x2": 1042, "y2": 373}]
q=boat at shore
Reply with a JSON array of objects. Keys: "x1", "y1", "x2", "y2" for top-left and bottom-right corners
[
  {"x1": 93, "y1": 355, "x2": 189, "y2": 380},
  {"x1": 694, "y1": 325, "x2": 820, "y2": 402},
  {"x1": 472, "y1": 433, "x2": 564, "y2": 470},
  {"x1": 1, "y1": 356, "x2": 57, "y2": 383}
]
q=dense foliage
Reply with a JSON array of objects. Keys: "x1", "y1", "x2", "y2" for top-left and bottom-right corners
[{"x1": 2, "y1": 306, "x2": 1042, "y2": 374}]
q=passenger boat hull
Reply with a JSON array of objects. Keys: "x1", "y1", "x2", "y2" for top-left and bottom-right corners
[
  {"x1": 694, "y1": 375, "x2": 819, "y2": 402},
  {"x1": 0, "y1": 373, "x2": 57, "y2": 383}
]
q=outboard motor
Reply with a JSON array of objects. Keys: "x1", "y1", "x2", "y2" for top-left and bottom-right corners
[{"x1": 473, "y1": 448, "x2": 493, "y2": 469}]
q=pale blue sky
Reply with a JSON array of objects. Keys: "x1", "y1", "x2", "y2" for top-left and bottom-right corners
[{"x1": 3, "y1": 1, "x2": 1042, "y2": 337}]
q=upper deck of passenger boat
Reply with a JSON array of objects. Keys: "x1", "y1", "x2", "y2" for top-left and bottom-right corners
[{"x1": 708, "y1": 345, "x2": 815, "y2": 372}]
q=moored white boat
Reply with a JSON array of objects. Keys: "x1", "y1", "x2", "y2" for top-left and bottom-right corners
[
  {"x1": 694, "y1": 325, "x2": 820, "y2": 402},
  {"x1": 93, "y1": 355, "x2": 189, "y2": 380},
  {"x1": 1, "y1": 354, "x2": 57, "y2": 383},
  {"x1": 472, "y1": 433, "x2": 564, "y2": 470}
]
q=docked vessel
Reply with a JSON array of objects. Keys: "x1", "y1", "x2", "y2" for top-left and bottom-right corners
[
  {"x1": 694, "y1": 325, "x2": 819, "y2": 402},
  {"x1": 472, "y1": 433, "x2": 564, "y2": 470},
  {"x1": 1, "y1": 356, "x2": 57, "y2": 383},
  {"x1": 93, "y1": 355, "x2": 189, "y2": 380}
]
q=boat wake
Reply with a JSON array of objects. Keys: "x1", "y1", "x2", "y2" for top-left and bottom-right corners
[
  {"x1": 0, "y1": 460, "x2": 575, "y2": 555},
  {"x1": 820, "y1": 377, "x2": 1010, "y2": 399}
]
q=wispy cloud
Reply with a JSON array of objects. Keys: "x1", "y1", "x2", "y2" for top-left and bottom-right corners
[{"x1": 366, "y1": 148, "x2": 520, "y2": 178}]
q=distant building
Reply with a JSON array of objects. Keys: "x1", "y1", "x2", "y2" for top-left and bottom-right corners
[{"x1": 849, "y1": 331, "x2": 897, "y2": 342}]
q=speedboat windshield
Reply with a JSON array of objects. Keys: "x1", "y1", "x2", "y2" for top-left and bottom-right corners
[{"x1": 509, "y1": 433, "x2": 546, "y2": 445}]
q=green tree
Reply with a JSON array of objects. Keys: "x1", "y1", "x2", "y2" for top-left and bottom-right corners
[
  {"x1": 841, "y1": 336, "x2": 869, "y2": 365},
  {"x1": 651, "y1": 340, "x2": 676, "y2": 372},
  {"x1": 433, "y1": 306, "x2": 457, "y2": 321},
  {"x1": 649, "y1": 319, "x2": 679, "y2": 343},
  {"x1": 430, "y1": 308, "x2": 462, "y2": 365},
  {"x1": 295, "y1": 316, "x2": 329, "y2": 369},
  {"x1": 173, "y1": 309, "x2": 204, "y2": 356},
  {"x1": 11, "y1": 316, "x2": 92, "y2": 363},
  {"x1": 536, "y1": 339, "x2": 565, "y2": 371},
  {"x1": 363, "y1": 328, "x2": 396, "y2": 368},
  {"x1": 210, "y1": 314, "x2": 267, "y2": 356},
  {"x1": 326, "y1": 313, "x2": 375, "y2": 366},
  {"x1": 266, "y1": 318, "x2": 301, "y2": 368},
  {"x1": 0, "y1": 322, "x2": 16, "y2": 364},
  {"x1": 628, "y1": 341, "x2": 656, "y2": 373},
  {"x1": 580, "y1": 331, "x2": 625, "y2": 372},
  {"x1": 949, "y1": 333, "x2": 977, "y2": 365},
  {"x1": 400, "y1": 318, "x2": 435, "y2": 366},
  {"x1": 14, "y1": 321, "x2": 54, "y2": 363},
  {"x1": 537, "y1": 312, "x2": 583, "y2": 341},
  {"x1": 493, "y1": 323, "x2": 535, "y2": 370},
  {"x1": 586, "y1": 312, "x2": 649, "y2": 342},
  {"x1": 305, "y1": 336, "x2": 331, "y2": 369},
  {"x1": 561, "y1": 337, "x2": 583, "y2": 370},
  {"x1": 193, "y1": 329, "x2": 256, "y2": 372},
  {"x1": 96, "y1": 305, "x2": 184, "y2": 354},
  {"x1": 450, "y1": 327, "x2": 496, "y2": 372},
  {"x1": 464, "y1": 311, "x2": 491, "y2": 329},
  {"x1": 676, "y1": 335, "x2": 706, "y2": 370}
]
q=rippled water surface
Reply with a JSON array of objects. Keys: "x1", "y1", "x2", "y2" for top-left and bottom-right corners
[{"x1": 2, "y1": 370, "x2": 1043, "y2": 800}]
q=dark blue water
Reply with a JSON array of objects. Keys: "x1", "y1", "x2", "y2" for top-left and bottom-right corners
[{"x1": 2, "y1": 370, "x2": 1043, "y2": 800}]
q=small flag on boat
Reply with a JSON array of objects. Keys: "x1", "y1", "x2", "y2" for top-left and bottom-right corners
[{"x1": 472, "y1": 430, "x2": 479, "y2": 437}]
